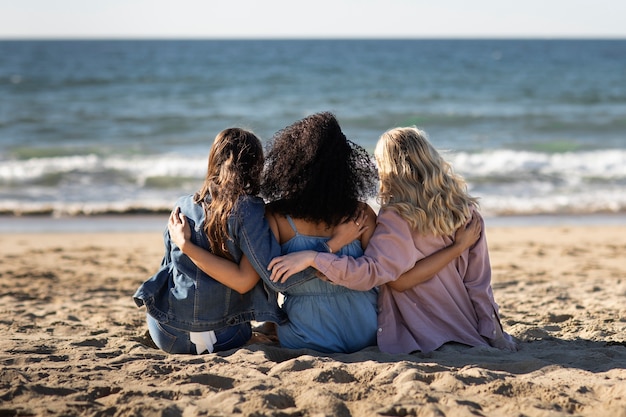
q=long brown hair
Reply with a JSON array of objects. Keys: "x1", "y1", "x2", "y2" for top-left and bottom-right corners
[{"x1": 194, "y1": 128, "x2": 264, "y2": 259}]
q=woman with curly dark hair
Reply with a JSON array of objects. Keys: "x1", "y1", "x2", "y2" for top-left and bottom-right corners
[
  {"x1": 261, "y1": 111, "x2": 381, "y2": 353},
  {"x1": 262, "y1": 111, "x2": 378, "y2": 227}
]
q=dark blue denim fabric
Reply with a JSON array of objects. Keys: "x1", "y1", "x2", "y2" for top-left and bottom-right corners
[
  {"x1": 134, "y1": 195, "x2": 293, "y2": 332},
  {"x1": 146, "y1": 314, "x2": 252, "y2": 354}
]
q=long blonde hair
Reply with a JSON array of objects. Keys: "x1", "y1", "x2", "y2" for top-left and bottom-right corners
[
  {"x1": 194, "y1": 128, "x2": 264, "y2": 259},
  {"x1": 374, "y1": 127, "x2": 478, "y2": 236}
]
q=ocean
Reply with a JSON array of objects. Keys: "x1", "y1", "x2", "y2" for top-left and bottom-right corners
[{"x1": 1, "y1": 39, "x2": 625, "y2": 223}]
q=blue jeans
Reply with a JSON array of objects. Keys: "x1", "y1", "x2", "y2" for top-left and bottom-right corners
[{"x1": 146, "y1": 314, "x2": 252, "y2": 354}]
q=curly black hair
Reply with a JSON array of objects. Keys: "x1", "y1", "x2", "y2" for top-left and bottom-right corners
[{"x1": 261, "y1": 112, "x2": 378, "y2": 226}]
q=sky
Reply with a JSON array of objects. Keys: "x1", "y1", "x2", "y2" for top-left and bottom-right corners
[{"x1": 1, "y1": 0, "x2": 625, "y2": 39}]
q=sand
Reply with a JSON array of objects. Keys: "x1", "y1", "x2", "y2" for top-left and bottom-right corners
[{"x1": 1, "y1": 224, "x2": 625, "y2": 417}]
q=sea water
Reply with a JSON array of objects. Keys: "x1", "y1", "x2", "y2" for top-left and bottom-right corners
[{"x1": 1, "y1": 39, "x2": 625, "y2": 217}]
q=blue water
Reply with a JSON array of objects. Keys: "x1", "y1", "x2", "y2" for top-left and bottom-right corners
[{"x1": 1, "y1": 39, "x2": 625, "y2": 217}]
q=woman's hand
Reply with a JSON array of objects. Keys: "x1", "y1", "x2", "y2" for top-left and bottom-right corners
[
  {"x1": 168, "y1": 207, "x2": 192, "y2": 251},
  {"x1": 489, "y1": 327, "x2": 519, "y2": 352},
  {"x1": 453, "y1": 215, "x2": 481, "y2": 251},
  {"x1": 326, "y1": 208, "x2": 369, "y2": 253},
  {"x1": 268, "y1": 251, "x2": 317, "y2": 283}
]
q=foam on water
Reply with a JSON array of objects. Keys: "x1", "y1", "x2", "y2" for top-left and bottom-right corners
[{"x1": 1, "y1": 149, "x2": 624, "y2": 216}]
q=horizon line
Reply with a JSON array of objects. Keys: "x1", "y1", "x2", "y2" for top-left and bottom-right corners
[{"x1": 2, "y1": 35, "x2": 626, "y2": 41}]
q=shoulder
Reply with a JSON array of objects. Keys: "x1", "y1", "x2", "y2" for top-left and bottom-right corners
[
  {"x1": 226, "y1": 195, "x2": 266, "y2": 232},
  {"x1": 357, "y1": 202, "x2": 378, "y2": 248},
  {"x1": 358, "y1": 201, "x2": 376, "y2": 216},
  {"x1": 264, "y1": 205, "x2": 280, "y2": 235},
  {"x1": 264, "y1": 201, "x2": 287, "y2": 225},
  {"x1": 471, "y1": 206, "x2": 484, "y2": 219},
  {"x1": 175, "y1": 195, "x2": 203, "y2": 219},
  {"x1": 236, "y1": 194, "x2": 265, "y2": 207},
  {"x1": 234, "y1": 195, "x2": 265, "y2": 216},
  {"x1": 377, "y1": 207, "x2": 407, "y2": 225},
  {"x1": 469, "y1": 206, "x2": 486, "y2": 228},
  {"x1": 373, "y1": 208, "x2": 416, "y2": 242},
  {"x1": 264, "y1": 205, "x2": 294, "y2": 243},
  {"x1": 263, "y1": 203, "x2": 282, "y2": 225},
  {"x1": 359, "y1": 202, "x2": 377, "y2": 225},
  {"x1": 175, "y1": 194, "x2": 195, "y2": 207}
]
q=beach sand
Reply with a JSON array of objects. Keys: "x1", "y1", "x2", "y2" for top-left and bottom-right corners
[{"x1": 1, "y1": 225, "x2": 625, "y2": 417}]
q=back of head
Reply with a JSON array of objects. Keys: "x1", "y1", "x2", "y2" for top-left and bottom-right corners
[
  {"x1": 195, "y1": 127, "x2": 264, "y2": 259},
  {"x1": 204, "y1": 128, "x2": 264, "y2": 198},
  {"x1": 262, "y1": 112, "x2": 377, "y2": 226},
  {"x1": 375, "y1": 127, "x2": 477, "y2": 236}
]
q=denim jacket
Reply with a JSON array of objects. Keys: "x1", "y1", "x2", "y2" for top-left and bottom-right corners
[
  {"x1": 133, "y1": 195, "x2": 319, "y2": 332},
  {"x1": 229, "y1": 196, "x2": 325, "y2": 292}
]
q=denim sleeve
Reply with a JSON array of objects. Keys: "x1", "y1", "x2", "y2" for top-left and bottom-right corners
[
  {"x1": 230, "y1": 196, "x2": 320, "y2": 291},
  {"x1": 159, "y1": 227, "x2": 172, "y2": 268}
]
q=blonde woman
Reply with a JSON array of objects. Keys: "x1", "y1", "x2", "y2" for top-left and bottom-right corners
[{"x1": 269, "y1": 127, "x2": 517, "y2": 354}]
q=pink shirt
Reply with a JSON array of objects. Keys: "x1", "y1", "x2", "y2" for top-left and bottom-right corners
[{"x1": 314, "y1": 208, "x2": 506, "y2": 354}]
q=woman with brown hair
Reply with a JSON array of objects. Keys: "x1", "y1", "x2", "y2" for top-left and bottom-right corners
[{"x1": 134, "y1": 128, "x2": 286, "y2": 354}]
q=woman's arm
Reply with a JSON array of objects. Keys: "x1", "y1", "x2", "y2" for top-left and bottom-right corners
[
  {"x1": 271, "y1": 209, "x2": 419, "y2": 289},
  {"x1": 323, "y1": 204, "x2": 374, "y2": 253},
  {"x1": 168, "y1": 207, "x2": 260, "y2": 294},
  {"x1": 230, "y1": 197, "x2": 370, "y2": 292},
  {"x1": 267, "y1": 204, "x2": 376, "y2": 282},
  {"x1": 386, "y1": 215, "x2": 481, "y2": 292},
  {"x1": 270, "y1": 213, "x2": 481, "y2": 287},
  {"x1": 271, "y1": 209, "x2": 485, "y2": 293},
  {"x1": 268, "y1": 250, "x2": 318, "y2": 282}
]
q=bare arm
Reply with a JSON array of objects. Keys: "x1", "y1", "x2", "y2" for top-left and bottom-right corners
[
  {"x1": 168, "y1": 207, "x2": 260, "y2": 294},
  {"x1": 267, "y1": 204, "x2": 376, "y2": 283},
  {"x1": 387, "y1": 215, "x2": 482, "y2": 292},
  {"x1": 323, "y1": 204, "x2": 374, "y2": 253}
]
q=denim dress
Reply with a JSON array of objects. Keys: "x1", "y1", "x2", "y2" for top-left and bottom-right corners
[{"x1": 277, "y1": 216, "x2": 378, "y2": 353}]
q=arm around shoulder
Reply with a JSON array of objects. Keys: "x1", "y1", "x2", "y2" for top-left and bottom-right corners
[
  {"x1": 169, "y1": 206, "x2": 260, "y2": 294},
  {"x1": 314, "y1": 208, "x2": 419, "y2": 290},
  {"x1": 230, "y1": 196, "x2": 319, "y2": 291},
  {"x1": 388, "y1": 213, "x2": 482, "y2": 292}
]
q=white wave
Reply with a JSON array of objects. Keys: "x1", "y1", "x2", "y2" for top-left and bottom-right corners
[
  {"x1": 478, "y1": 188, "x2": 626, "y2": 216},
  {"x1": 0, "y1": 154, "x2": 100, "y2": 182},
  {"x1": 449, "y1": 149, "x2": 626, "y2": 182},
  {"x1": 102, "y1": 155, "x2": 207, "y2": 184},
  {"x1": 2, "y1": 149, "x2": 625, "y2": 183},
  {"x1": 0, "y1": 154, "x2": 207, "y2": 183},
  {"x1": 1, "y1": 149, "x2": 625, "y2": 217}
]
